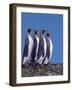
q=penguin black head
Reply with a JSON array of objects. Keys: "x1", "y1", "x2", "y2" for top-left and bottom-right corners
[
  {"x1": 34, "y1": 30, "x2": 37, "y2": 35},
  {"x1": 27, "y1": 28, "x2": 31, "y2": 33},
  {"x1": 46, "y1": 32, "x2": 50, "y2": 37},
  {"x1": 42, "y1": 30, "x2": 45, "y2": 34}
]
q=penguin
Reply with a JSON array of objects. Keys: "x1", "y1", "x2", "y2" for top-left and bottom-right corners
[
  {"x1": 36, "y1": 30, "x2": 47, "y2": 64},
  {"x1": 31, "y1": 31, "x2": 39, "y2": 65},
  {"x1": 35, "y1": 34, "x2": 39, "y2": 61},
  {"x1": 22, "y1": 28, "x2": 33, "y2": 65},
  {"x1": 43, "y1": 32, "x2": 53, "y2": 64}
]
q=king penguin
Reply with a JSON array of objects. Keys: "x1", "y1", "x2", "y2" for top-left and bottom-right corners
[
  {"x1": 44, "y1": 32, "x2": 53, "y2": 64},
  {"x1": 36, "y1": 30, "x2": 47, "y2": 64},
  {"x1": 31, "y1": 31, "x2": 39, "y2": 64},
  {"x1": 22, "y1": 28, "x2": 33, "y2": 65}
]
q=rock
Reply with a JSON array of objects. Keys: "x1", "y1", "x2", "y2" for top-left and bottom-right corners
[{"x1": 22, "y1": 63, "x2": 63, "y2": 77}]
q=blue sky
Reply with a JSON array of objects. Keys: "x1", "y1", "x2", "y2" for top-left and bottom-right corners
[{"x1": 21, "y1": 12, "x2": 63, "y2": 64}]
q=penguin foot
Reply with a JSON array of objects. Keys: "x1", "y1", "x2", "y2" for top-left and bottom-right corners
[
  {"x1": 22, "y1": 64, "x2": 27, "y2": 67},
  {"x1": 35, "y1": 63, "x2": 41, "y2": 68}
]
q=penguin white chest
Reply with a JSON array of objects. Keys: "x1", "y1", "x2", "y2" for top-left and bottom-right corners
[{"x1": 48, "y1": 37, "x2": 53, "y2": 60}]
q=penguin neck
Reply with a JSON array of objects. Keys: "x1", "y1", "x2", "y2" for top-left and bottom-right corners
[
  {"x1": 35, "y1": 35, "x2": 38, "y2": 39},
  {"x1": 47, "y1": 36, "x2": 50, "y2": 40},
  {"x1": 34, "y1": 35, "x2": 38, "y2": 40},
  {"x1": 28, "y1": 34, "x2": 30, "y2": 37},
  {"x1": 28, "y1": 34, "x2": 31, "y2": 38},
  {"x1": 40, "y1": 35, "x2": 44, "y2": 40}
]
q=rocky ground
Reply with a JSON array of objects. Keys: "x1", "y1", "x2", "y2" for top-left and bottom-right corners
[{"x1": 21, "y1": 62, "x2": 63, "y2": 77}]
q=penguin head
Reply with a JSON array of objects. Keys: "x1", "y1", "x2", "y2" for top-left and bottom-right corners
[
  {"x1": 33, "y1": 30, "x2": 37, "y2": 38},
  {"x1": 27, "y1": 28, "x2": 31, "y2": 36},
  {"x1": 40, "y1": 30, "x2": 45, "y2": 37},
  {"x1": 45, "y1": 30, "x2": 50, "y2": 37},
  {"x1": 42, "y1": 30, "x2": 45, "y2": 35},
  {"x1": 46, "y1": 32, "x2": 50, "y2": 37}
]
